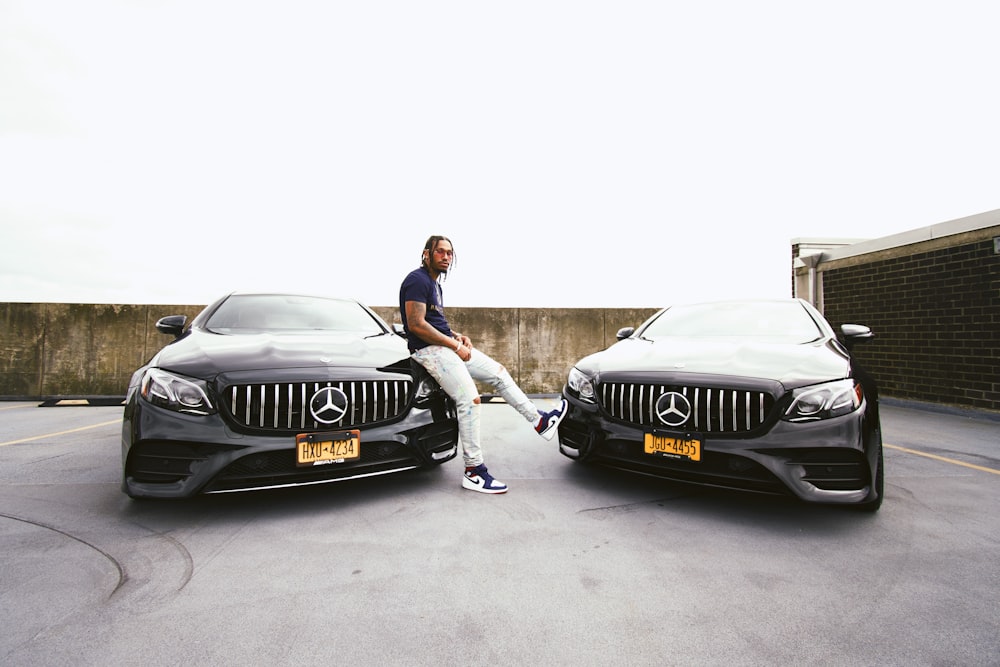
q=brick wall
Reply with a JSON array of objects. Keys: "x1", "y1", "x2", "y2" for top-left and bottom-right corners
[{"x1": 818, "y1": 228, "x2": 1000, "y2": 413}]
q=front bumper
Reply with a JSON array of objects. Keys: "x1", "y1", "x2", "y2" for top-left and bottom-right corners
[
  {"x1": 557, "y1": 392, "x2": 880, "y2": 506},
  {"x1": 121, "y1": 398, "x2": 458, "y2": 499}
]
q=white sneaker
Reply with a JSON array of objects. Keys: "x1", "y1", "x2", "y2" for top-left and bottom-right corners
[
  {"x1": 535, "y1": 398, "x2": 568, "y2": 441},
  {"x1": 462, "y1": 465, "x2": 508, "y2": 494}
]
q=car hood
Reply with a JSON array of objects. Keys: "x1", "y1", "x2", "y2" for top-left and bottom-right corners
[
  {"x1": 578, "y1": 336, "x2": 851, "y2": 389},
  {"x1": 150, "y1": 330, "x2": 410, "y2": 378}
]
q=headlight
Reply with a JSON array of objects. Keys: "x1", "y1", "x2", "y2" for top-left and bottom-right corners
[
  {"x1": 783, "y1": 379, "x2": 862, "y2": 422},
  {"x1": 567, "y1": 367, "x2": 596, "y2": 403},
  {"x1": 140, "y1": 368, "x2": 215, "y2": 415},
  {"x1": 413, "y1": 375, "x2": 442, "y2": 406}
]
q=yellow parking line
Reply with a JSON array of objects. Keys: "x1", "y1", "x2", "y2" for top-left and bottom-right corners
[
  {"x1": 886, "y1": 443, "x2": 1000, "y2": 477},
  {"x1": 0, "y1": 420, "x2": 120, "y2": 448}
]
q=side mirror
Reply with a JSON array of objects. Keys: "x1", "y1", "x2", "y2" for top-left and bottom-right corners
[
  {"x1": 393, "y1": 323, "x2": 407, "y2": 337},
  {"x1": 616, "y1": 326, "x2": 636, "y2": 341},
  {"x1": 155, "y1": 315, "x2": 187, "y2": 338},
  {"x1": 840, "y1": 324, "x2": 874, "y2": 351}
]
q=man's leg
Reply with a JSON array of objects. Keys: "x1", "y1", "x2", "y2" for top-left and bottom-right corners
[
  {"x1": 465, "y1": 348, "x2": 569, "y2": 441},
  {"x1": 412, "y1": 347, "x2": 508, "y2": 493},
  {"x1": 412, "y1": 346, "x2": 483, "y2": 467},
  {"x1": 464, "y1": 348, "x2": 538, "y2": 421}
]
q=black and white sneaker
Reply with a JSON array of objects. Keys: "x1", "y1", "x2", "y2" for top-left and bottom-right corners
[
  {"x1": 535, "y1": 398, "x2": 568, "y2": 441},
  {"x1": 462, "y1": 465, "x2": 508, "y2": 494}
]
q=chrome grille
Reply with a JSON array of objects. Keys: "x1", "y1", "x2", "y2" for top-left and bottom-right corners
[
  {"x1": 225, "y1": 380, "x2": 411, "y2": 431},
  {"x1": 599, "y1": 383, "x2": 774, "y2": 433}
]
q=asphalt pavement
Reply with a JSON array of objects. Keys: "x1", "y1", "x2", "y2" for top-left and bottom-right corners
[{"x1": 1, "y1": 398, "x2": 998, "y2": 666}]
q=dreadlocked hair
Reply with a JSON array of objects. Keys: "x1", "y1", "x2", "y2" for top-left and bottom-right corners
[{"x1": 421, "y1": 235, "x2": 456, "y2": 282}]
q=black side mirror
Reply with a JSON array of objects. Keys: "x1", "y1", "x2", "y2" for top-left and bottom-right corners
[
  {"x1": 841, "y1": 324, "x2": 874, "y2": 351},
  {"x1": 616, "y1": 327, "x2": 636, "y2": 341},
  {"x1": 155, "y1": 315, "x2": 187, "y2": 338}
]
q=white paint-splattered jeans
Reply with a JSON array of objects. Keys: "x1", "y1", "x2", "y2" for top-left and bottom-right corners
[{"x1": 411, "y1": 345, "x2": 539, "y2": 467}]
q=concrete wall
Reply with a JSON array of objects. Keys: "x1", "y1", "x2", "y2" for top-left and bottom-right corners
[
  {"x1": 5, "y1": 209, "x2": 997, "y2": 411},
  {"x1": 0, "y1": 303, "x2": 658, "y2": 399}
]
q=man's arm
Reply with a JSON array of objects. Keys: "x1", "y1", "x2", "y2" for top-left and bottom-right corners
[{"x1": 404, "y1": 300, "x2": 472, "y2": 361}]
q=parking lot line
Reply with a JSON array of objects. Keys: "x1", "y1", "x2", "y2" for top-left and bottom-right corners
[
  {"x1": 886, "y1": 443, "x2": 1000, "y2": 477},
  {"x1": 0, "y1": 420, "x2": 120, "y2": 448}
]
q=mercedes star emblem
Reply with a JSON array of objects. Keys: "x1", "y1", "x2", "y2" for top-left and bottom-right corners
[
  {"x1": 655, "y1": 391, "x2": 692, "y2": 427},
  {"x1": 310, "y1": 386, "x2": 349, "y2": 425}
]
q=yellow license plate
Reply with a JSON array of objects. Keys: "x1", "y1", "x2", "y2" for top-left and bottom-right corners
[
  {"x1": 296, "y1": 430, "x2": 361, "y2": 466},
  {"x1": 644, "y1": 433, "x2": 702, "y2": 461}
]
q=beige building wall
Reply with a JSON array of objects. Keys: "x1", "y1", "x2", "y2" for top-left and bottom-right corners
[{"x1": 0, "y1": 303, "x2": 658, "y2": 399}]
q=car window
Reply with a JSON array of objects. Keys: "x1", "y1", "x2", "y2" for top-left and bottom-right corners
[
  {"x1": 640, "y1": 301, "x2": 822, "y2": 343},
  {"x1": 205, "y1": 295, "x2": 386, "y2": 334}
]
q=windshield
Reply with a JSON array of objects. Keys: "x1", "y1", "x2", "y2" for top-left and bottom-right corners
[
  {"x1": 204, "y1": 295, "x2": 388, "y2": 335},
  {"x1": 639, "y1": 301, "x2": 823, "y2": 343}
]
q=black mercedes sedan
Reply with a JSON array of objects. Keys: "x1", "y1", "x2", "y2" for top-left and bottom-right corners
[
  {"x1": 557, "y1": 298, "x2": 883, "y2": 511},
  {"x1": 121, "y1": 293, "x2": 458, "y2": 499}
]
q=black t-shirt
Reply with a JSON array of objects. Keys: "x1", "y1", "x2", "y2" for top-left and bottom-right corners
[{"x1": 399, "y1": 267, "x2": 454, "y2": 351}]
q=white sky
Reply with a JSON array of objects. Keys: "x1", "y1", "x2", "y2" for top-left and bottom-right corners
[{"x1": 1, "y1": 1, "x2": 998, "y2": 308}]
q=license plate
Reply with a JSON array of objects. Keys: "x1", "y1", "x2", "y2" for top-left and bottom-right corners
[
  {"x1": 644, "y1": 432, "x2": 702, "y2": 461},
  {"x1": 296, "y1": 430, "x2": 360, "y2": 466}
]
